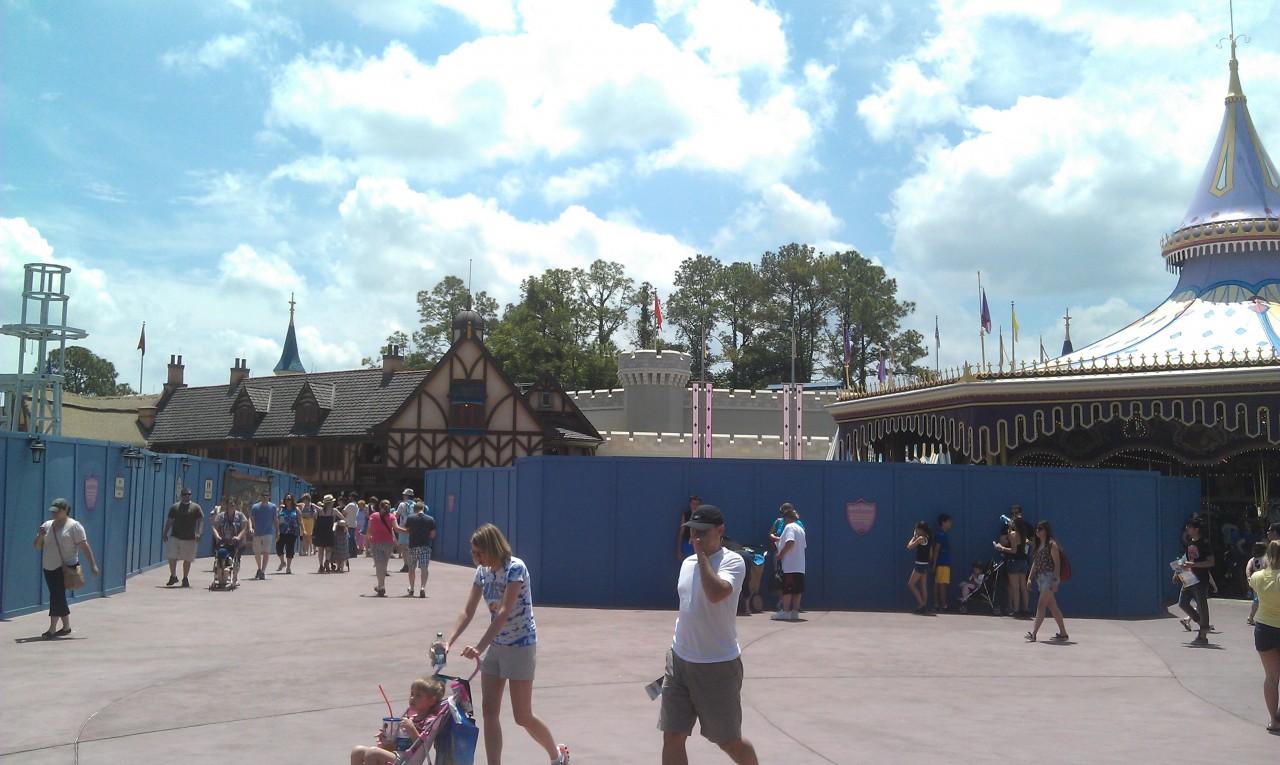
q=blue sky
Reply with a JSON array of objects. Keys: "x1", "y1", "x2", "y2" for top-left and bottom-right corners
[{"x1": 3, "y1": 0, "x2": 1278, "y2": 391}]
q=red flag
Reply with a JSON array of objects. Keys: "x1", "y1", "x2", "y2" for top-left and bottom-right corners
[
  {"x1": 137, "y1": 323, "x2": 146, "y2": 355},
  {"x1": 654, "y1": 295, "x2": 663, "y2": 330}
]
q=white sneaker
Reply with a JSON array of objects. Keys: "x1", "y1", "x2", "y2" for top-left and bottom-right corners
[
  {"x1": 787, "y1": 611, "x2": 800, "y2": 621},
  {"x1": 770, "y1": 611, "x2": 788, "y2": 621},
  {"x1": 554, "y1": 744, "x2": 571, "y2": 764}
]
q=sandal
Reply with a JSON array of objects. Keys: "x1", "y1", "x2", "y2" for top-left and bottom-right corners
[
  {"x1": 1025, "y1": 631, "x2": 1036, "y2": 642},
  {"x1": 1179, "y1": 617, "x2": 1193, "y2": 632}
]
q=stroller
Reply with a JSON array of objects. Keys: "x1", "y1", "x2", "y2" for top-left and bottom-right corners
[
  {"x1": 210, "y1": 541, "x2": 241, "y2": 590},
  {"x1": 957, "y1": 558, "x2": 1006, "y2": 615},
  {"x1": 390, "y1": 659, "x2": 480, "y2": 765}
]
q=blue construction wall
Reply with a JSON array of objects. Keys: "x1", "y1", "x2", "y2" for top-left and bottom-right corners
[
  {"x1": 424, "y1": 456, "x2": 1200, "y2": 618},
  {"x1": 0, "y1": 432, "x2": 311, "y2": 618}
]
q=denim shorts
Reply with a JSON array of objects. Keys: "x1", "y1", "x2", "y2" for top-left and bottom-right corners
[
  {"x1": 1034, "y1": 573, "x2": 1055, "y2": 592},
  {"x1": 1255, "y1": 621, "x2": 1280, "y2": 653},
  {"x1": 1006, "y1": 559, "x2": 1029, "y2": 574}
]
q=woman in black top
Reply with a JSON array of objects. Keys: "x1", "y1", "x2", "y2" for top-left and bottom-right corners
[{"x1": 907, "y1": 521, "x2": 932, "y2": 614}]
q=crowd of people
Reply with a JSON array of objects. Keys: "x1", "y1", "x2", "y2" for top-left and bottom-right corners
[{"x1": 159, "y1": 486, "x2": 437, "y2": 595}]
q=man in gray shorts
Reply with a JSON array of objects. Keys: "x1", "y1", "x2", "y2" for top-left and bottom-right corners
[{"x1": 658, "y1": 504, "x2": 759, "y2": 764}]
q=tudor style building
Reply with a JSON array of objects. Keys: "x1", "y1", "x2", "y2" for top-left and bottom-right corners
[{"x1": 143, "y1": 307, "x2": 601, "y2": 497}]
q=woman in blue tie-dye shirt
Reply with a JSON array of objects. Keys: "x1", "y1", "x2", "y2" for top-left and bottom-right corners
[{"x1": 436, "y1": 524, "x2": 570, "y2": 764}]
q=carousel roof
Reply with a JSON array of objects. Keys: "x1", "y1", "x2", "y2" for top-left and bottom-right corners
[{"x1": 1056, "y1": 41, "x2": 1279, "y2": 367}]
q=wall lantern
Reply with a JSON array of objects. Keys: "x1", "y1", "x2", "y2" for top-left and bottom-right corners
[
  {"x1": 152, "y1": 455, "x2": 164, "y2": 473},
  {"x1": 29, "y1": 436, "x2": 46, "y2": 464},
  {"x1": 180, "y1": 456, "x2": 191, "y2": 474},
  {"x1": 121, "y1": 447, "x2": 144, "y2": 469}
]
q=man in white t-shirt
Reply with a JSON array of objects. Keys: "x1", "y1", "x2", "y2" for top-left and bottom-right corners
[
  {"x1": 342, "y1": 492, "x2": 359, "y2": 559},
  {"x1": 658, "y1": 504, "x2": 758, "y2": 765},
  {"x1": 771, "y1": 504, "x2": 807, "y2": 622},
  {"x1": 395, "y1": 488, "x2": 414, "y2": 570}
]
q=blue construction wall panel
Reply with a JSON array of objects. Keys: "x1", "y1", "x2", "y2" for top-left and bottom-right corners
[
  {"x1": 1, "y1": 432, "x2": 310, "y2": 618},
  {"x1": 426, "y1": 456, "x2": 1201, "y2": 618}
]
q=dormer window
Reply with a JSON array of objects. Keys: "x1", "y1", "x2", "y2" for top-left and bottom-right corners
[
  {"x1": 296, "y1": 400, "x2": 318, "y2": 427},
  {"x1": 233, "y1": 402, "x2": 256, "y2": 430}
]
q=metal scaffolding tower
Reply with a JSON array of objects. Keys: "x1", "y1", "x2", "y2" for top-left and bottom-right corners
[{"x1": 0, "y1": 263, "x2": 89, "y2": 434}]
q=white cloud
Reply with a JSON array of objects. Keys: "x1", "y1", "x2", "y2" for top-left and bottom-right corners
[
  {"x1": 162, "y1": 33, "x2": 256, "y2": 71},
  {"x1": 658, "y1": 0, "x2": 789, "y2": 75},
  {"x1": 542, "y1": 160, "x2": 623, "y2": 205},
  {"x1": 268, "y1": 5, "x2": 826, "y2": 191},
  {"x1": 345, "y1": 0, "x2": 517, "y2": 34},
  {"x1": 711, "y1": 182, "x2": 842, "y2": 255}
]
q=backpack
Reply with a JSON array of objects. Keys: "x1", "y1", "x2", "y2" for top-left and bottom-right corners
[{"x1": 1058, "y1": 544, "x2": 1072, "y2": 582}]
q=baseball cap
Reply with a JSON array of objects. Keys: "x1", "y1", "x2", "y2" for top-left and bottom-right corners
[
  {"x1": 1269, "y1": 522, "x2": 1280, "y2": 536},
  {"x1": 683, "y1": 504, "x2": 724, "y2": 530},
  {"x1": 49, "y1": 498, "x2": 71, "y2": 513}
]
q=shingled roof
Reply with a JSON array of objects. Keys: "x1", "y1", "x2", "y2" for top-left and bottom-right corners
[{"x1": 148, "y1": 367, "x2": 430, "y2": 445}]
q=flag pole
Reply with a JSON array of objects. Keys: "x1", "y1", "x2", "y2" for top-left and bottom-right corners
[
  {"x1": 977, "y1": 272, "x2": 987, "y2": 370},
  {"x1": 1010, "y1": 301, "x2": 1017, "y2": 368},
  {"x1": 137, "y1": 321, "x2": 146, "y2": 393},
  {"x1": 934, "y1": 314, "x2": 940, "y2": 376}
]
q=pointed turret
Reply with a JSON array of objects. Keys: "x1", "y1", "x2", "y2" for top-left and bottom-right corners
[
  {"x1": 273, "y1": 293, "x2": 306, "y2": 375},
  {"x1": 1161, "y1": 37, "x2": 1280, "y2": 270}
]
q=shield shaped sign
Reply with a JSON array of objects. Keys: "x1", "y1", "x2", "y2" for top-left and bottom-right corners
[
  {"x1": 84, "y1": 475, "x2": 100, "y2": 513},
  {"x1": 846, "y1": 499, "x2": 876, "y2": 535}
]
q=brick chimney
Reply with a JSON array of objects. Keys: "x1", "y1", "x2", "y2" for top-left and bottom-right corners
[
  {"x1": 162, "y1": 355, "x2": 186, "y2": 398},
  {"x1": 229, "y1": 358, "x2": 250, "y2": 387},
  {"x1": 382, "y1": 345, "x2": 404, "y2": 374}
]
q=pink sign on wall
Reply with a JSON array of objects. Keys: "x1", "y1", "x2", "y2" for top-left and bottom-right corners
[
  {"x1": 846, "y1": 499, "x2": 876, "y2": 535},
  {"x1": 83, "y1": 475, "x2": 100, "y2": 513},
  {"x1": 447, "y1": 493, "x2": 456, "y2": 513}
]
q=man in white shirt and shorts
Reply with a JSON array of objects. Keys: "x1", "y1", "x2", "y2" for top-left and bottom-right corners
[{"x1": 658, "y1": 504, "x2": 759, "y2": 765}]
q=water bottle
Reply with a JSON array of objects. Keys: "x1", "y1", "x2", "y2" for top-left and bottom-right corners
[{"x1": 432, "y1": 631, "x2": 446, "y2": 673}]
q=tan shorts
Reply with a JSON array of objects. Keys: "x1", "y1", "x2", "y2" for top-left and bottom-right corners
[
  {"x1": 479, "y1": 643, "x2": 537, "y2": 681},
  {"x1": 657, "y1": 649, "x2": 743, "y2": 745},
  {"x1": 166, "y1": 537, "x2": 197, "y2": 562},
  {"x1": 252, "y1": 535, "x2": 274, "y2": 554}
]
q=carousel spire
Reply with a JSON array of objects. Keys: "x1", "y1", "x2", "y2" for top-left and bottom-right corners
[{"x1": 273, "y1": 292, "x2": 306, "y2": 375}]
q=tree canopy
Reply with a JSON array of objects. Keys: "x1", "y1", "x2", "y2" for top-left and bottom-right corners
[
  {"x1": 45, "y1": 346, "x2": 136, "y2": 396},
  {"x1": 373, "y1": 244, "x2": 922, "y2": 391}
]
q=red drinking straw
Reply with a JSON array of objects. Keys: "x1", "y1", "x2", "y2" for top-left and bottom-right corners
[{"x1": 378, "y1": 684, "x2": 394, "y2": 718}]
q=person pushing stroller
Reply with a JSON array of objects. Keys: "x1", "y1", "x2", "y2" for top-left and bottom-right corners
[{"x1": 211, "y1": 501, "x2": 249, "y2": 589}]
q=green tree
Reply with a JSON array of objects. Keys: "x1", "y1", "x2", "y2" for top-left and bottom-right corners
[
  {"x1": 667, "y1": 254, "x2": 723, "y2": 379},
  {"x1": 577, "y1": 260, "x2": 633, "y2": 351},
  {"x1": 630, "y1": 281, "x2": 658, "y2": 350},
  {"x1": 821, "y1": 250, "x2": 916, "y2": 390},
  {"x1": 716, "y1": 261, "x2": 769, "y2": 389},
  {"x1": 759, "y1": 243, "x2": 827, "y2": 384},
  {"x1": 413, "y1": 276, "x2": 498, "y2": 359},
  {"x1": 45, "y1": 346, "x2": 135, "y2": 396},
  {"x1": 360, "y1": 330, "x2": 433, "y2": 370}
]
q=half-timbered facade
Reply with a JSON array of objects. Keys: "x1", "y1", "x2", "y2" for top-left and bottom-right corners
[{"x1": 144, "y1": 309, "x2": 601, "y2": 496}]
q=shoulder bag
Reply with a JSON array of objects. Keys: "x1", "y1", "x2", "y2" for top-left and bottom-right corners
[{"x1": 53, "y1": 524, "x2": 86, "y2": 590}]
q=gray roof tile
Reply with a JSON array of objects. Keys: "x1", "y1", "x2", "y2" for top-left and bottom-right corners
[{"x1": 149, "y1": 368, "x2": 430, "y2": 444}]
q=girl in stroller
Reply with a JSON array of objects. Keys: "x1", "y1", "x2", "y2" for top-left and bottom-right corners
[
  {"x1": 350, "y1": 677, "x2": 447, "y2": 765},
  {"x1": 958, "y1": 561, "x2": 988, "y2": 603}
]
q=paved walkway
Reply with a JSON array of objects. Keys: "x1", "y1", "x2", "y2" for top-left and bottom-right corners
[{"x1": 3, "y1": 558, "x2": 1277, "y2": 764}]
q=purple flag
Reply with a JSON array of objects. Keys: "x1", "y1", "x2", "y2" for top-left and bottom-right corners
[
  {"x1": 877, "y1": 351, "x2": 887, "y2": 383},
  {"x1": 934, "y1": 316, "x2": 940, "y2": 350},
  {"x1": 843, "y1": 325, "x2": 851, "y2": 366},
  {"x1": 980, "y1": 289, "x2": 992, "y2": 334}
]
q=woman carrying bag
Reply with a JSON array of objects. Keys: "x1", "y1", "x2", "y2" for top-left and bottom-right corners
[{"x1": 33, "y1": 498, "x2": 99, "y2": 639}]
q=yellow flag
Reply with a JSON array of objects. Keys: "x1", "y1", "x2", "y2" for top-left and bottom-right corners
[{"x1": 1011, "y1": 304, "x2": 1020, "y2": 343}]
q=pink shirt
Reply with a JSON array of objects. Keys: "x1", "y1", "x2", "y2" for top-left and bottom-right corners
[{"x1": 366, "y1": 511, "x2": 397, "y2": 544}]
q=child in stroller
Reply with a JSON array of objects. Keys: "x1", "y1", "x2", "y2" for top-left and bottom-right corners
[
  {"x1": 350, "y1": 677, "x2": 447, "y2": 765},
  {"x1": 211, "y1": 541, "x2": 241, "y2": 590},
  {"x1": 958, "y1": 558, "x2": 1005, "y2": 614}
]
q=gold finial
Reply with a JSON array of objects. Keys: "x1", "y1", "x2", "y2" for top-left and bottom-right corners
[{"x1": 1220, "y1": 0, "x2": 1249, "y2": 101}]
